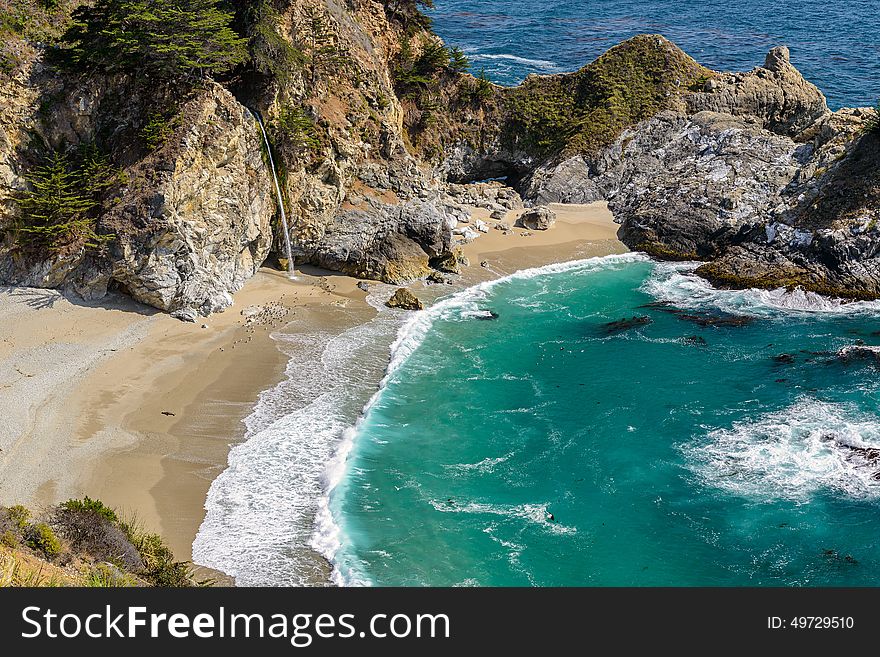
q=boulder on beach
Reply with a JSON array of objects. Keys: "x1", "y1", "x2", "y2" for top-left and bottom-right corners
[
  {"x1": 427, "y1": 271, "x2": 453, "y2": 285},
  {"x1": 518, "y1": 207, "x2": 557, "y2": 231},
  {"x1": 386, "y1": 288, "x2": 424, "y2": 311}
]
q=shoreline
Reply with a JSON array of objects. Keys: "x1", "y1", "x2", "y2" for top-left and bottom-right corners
[{"x1": 0, "y1": 201, "x2": 626, "y2": 585}]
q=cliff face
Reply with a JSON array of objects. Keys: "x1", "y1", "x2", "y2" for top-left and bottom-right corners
[
  {"x1": 1, "y1": 2, "x2": 878, "y2": 311},
  {"x1": 0, "y1": 56, "x2": 274, "y2": 316},
  {"x1": 0, "y1": 0, "x2": 462, "y2": 316}
]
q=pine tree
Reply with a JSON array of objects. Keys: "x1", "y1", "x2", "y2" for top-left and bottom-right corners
[
  {"x1": 15, "y1": 152, "x2": 102, "y2": 250},
  {"x1": 247, "y1": 0, "x2": 305, "y2": 84},
  {"x1": 449, "y1": 46, "x2": 470, "y2": 73},
  {"x1": 63, "y1": 0, "x2": 248, "y2": 78}
]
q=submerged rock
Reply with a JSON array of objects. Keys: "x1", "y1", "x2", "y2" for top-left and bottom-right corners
[
  {"x1": 600, "y1": 316, "x2": 653, "y2": 334},
  {"x1": 835, "y1": 345, "x2": 880, "y2": 365},
  {"x1": 650, "y1": 305, "x2": 755, "y2": 328},
  {"x1": 385, "y1": 288, "x2": 424, "y2": 311},
  {"x1": 682, "y1": 335, "x2": 708, "y2": 346},
  {"x1": 772, "y1": 353, "x2": 796, "y2": 364}
]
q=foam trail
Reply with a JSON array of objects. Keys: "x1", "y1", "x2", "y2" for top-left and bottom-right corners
[
  {"x1": 192, "y1": 292, "x2": 403, "y2": 586},
  {"x1": 470, "y1": 53, "x2": 561, "y2": 69}
]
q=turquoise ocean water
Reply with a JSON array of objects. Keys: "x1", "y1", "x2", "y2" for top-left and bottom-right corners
[{"x1": 329, "y1": 257, "x2": 880, "y2": 586}]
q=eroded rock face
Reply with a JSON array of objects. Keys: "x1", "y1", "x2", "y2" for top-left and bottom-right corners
[
  {"x1": 104, "y1": 84, "x2": 274, "y2": 315},
  {"x1": 0, "y1": 81, "x2": 274, "y2": 316}
]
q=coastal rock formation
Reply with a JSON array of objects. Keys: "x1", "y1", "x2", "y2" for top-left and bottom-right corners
[
  {"x1": 519, "y1": 207, "x2": 556, "y2": 231},
  {"x1": 426, "y1": 36, "x2": 879, "y2": 300},
  {"x1": 1, "y1": 2, "x2": 878, "y2": 313},
  {"x1": 0, "y1": 77, "x2": 274, "y2": 316},
  {"x1": 0, "y1": 0, "x2": 460, "y2": 315},
  {"x1": 385, "y1": 287, "x2": 424, "y2": 311}
]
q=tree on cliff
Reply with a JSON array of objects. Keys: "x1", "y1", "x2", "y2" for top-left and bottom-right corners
[
  {"x1": 62, "y1": 0, "x2": 248, "y2": 78},
  {"x1": 14, "y1": 152, "x2": 110, "y2": 251},
  {"x1": 382, "y1": 0, "x2": 434, "y2": 30}
]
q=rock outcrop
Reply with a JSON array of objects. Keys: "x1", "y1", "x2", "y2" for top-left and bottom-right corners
[
  {"x1": 0, "y1": 74, "x2": 274, "y2": 316},
  {"x1": 385, "y1": 287, "x2": 423, "y2": 311},
  {"x1": 432, "y1": 37, "x2": 878, "y2": 299},
  {"x1": 0, "y1": 0, "x2": 460, "y2": 315}
]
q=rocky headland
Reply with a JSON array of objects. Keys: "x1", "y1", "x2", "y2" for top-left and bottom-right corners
[{"x1": 0, "y1": 0, "x2": 878, "y2": 318}]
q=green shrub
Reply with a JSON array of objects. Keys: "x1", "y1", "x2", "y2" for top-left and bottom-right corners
[
  {"x1": 60, "y1": 497, "x2": 118, "y2": 524},
  {"x1": 275, "y1": 105, "x2": 321, "y2": 151},
  {"x1": 0, "y1": 0, "x2": 74, "y2": 45},
  {"x1": 24, "y1": 523, "x2": 61, "y2": 560},
  {"x1": 1, "y1": 531, "x2": 18, "y2": 548},
  {"x1": 84, "y1": 563, "x2": 137, "y2": 587},
  {"x1": 6, "y1": 505, "x2": 30, "y2": 531},
  {"x1": 53, "y1": 504, "x2": 144, "y2": 572},
  {"x1": 119, "y1": 517, "x2": 197, "y2": 587},
  {"x1": 141, "y1": 113, "x2": 177, "y2": 151}
]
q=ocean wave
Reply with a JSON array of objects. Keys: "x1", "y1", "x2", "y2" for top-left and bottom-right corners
[
  {"x1": 470, "y1": 53, "x2": 561, "y2": 70},
  {"x1": 644, "y1": 262, "x2": 880, "y2": 316},
  {"x1": 686, "y1": 398, "x2": 880, "y2": 501},
  {"x1": 193, "y1": 293, "x2": 403, "y2": 587}
]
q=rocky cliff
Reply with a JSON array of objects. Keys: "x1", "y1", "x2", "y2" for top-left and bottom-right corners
[
  {"x1": 428, "y1": 39, "x2": 879, "y2": 300},
  {"x1": 1, "y1": 2, "x2": 878, "y2": 313}
]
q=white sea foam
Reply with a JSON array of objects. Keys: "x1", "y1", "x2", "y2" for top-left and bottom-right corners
[
  {"x1": 687, "y1": 398, "x2": 880, "y2": 502},
  {"x1": 194, "y1": 253, "x2": 648, "y2": 586},
  {"x1": 192, "y1": 290, "x2": 403, "y2": 587},
  {"x1": 470, "y1": 53, "x2": 561, "y2": 70},
  {"x1": 444, "y1": 453, "x2": 514, "y2": 474},
  {"x1": 429, "y1": 500, "x2": 576, "y2": 535},
  {"x1": 644, "y1": 262, "x2": 880, "y2": 316}
]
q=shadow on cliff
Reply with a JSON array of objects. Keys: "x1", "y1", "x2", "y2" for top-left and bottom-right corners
[{"x1": 792, "y1": 130, "x2": 880, "y2": 230}]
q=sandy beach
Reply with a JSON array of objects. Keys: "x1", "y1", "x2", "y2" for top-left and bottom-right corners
[{"x1": 0, "y1": 201, "x2": 626, "y2": 581}]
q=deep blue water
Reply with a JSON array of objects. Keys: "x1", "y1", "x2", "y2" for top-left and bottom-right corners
[
  {"x1": 331, "y1": 257, "x2": 880, "y2": 586},
  {"x1": 428, "y1": 0, "x2": 880, "y2": 109}
]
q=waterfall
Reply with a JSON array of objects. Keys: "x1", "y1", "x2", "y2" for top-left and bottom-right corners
[{"x1": 251, "y1": 110, "x2": 295, "y2": 279}]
